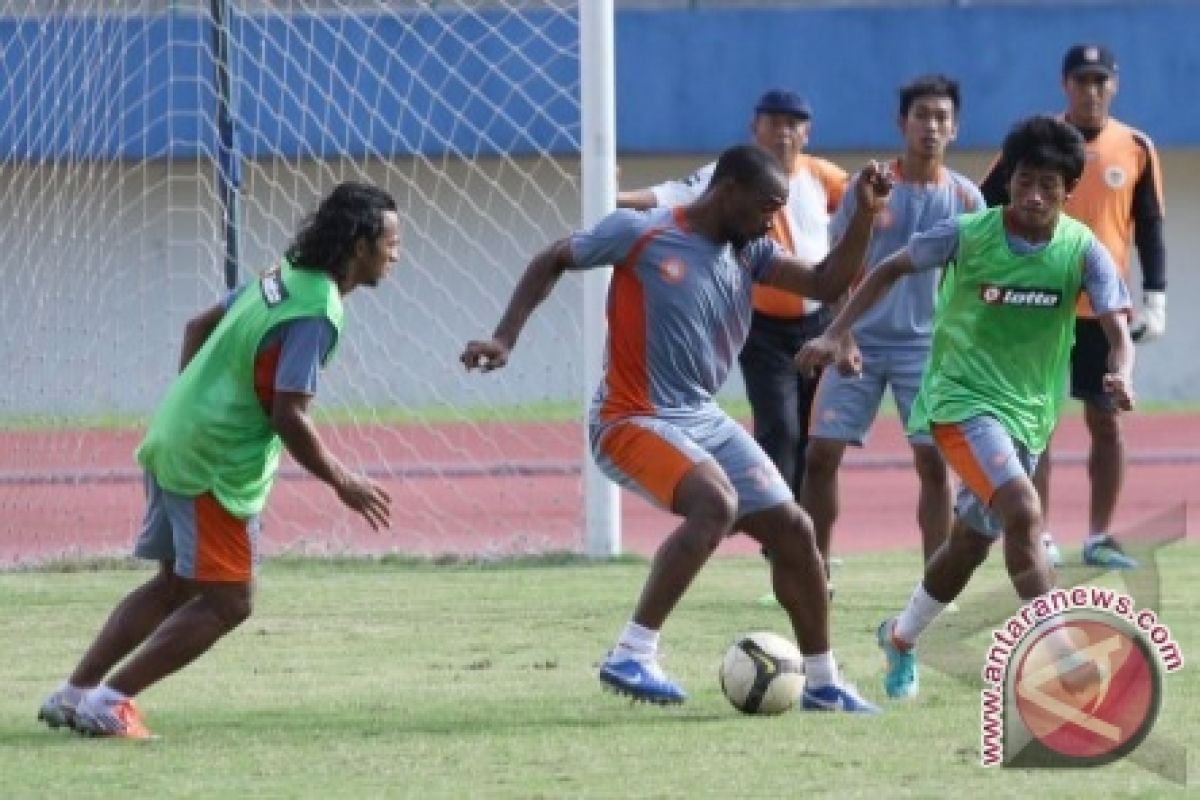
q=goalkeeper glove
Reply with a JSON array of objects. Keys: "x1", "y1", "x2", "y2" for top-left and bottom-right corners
[{"x1": 1131, "y1": 291, "x2": 1166, "y2": 343}]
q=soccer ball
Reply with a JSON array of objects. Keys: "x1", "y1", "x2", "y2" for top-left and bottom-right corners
[{"x1": 719, "y1": 631, "x2": 805, "y2": 715}]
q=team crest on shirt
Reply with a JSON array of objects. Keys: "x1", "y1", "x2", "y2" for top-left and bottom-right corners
[
  {"x1": 1104, "y1": 165, "x2": 1127, "y2": 189},
  {"x1": 979, "y1": 283, "x2": 1062, "y2": 308},
  {"x1": 659, "y1": 257, "x2": 687, "y2": 284}
]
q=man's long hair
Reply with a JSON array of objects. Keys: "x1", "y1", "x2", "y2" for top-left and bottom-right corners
[{"x1": 285, "y1": 182, "x2": 397, "y2": 282}]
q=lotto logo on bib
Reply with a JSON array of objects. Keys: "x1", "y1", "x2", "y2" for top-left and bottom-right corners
[
  {"x1": 979, "y1": 283, "x2": 1062, "y2": 308},
  {"x1": 979, "y1": 590, "x2": 1184, "y2": 770}
]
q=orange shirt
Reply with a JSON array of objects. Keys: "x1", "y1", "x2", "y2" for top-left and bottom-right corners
[
  {"x1": 753, "y1": 154, "x2": 848, "y2": 319},
  {"x1": 1064, "y1": 118, "x2": 1164, "y2": 316}
]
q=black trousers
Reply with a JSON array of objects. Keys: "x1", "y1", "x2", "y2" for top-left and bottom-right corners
[{"x1": 736, "y1": 308, "x2": 832, "y2": 501}]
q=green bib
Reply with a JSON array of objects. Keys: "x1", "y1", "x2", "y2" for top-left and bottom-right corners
[
  {"x1": 907, "y1": 208, "x2": 1091, "y2": 453},
  {"x1": 136, "y1": 260, "x2": 344, "y2": 516}
]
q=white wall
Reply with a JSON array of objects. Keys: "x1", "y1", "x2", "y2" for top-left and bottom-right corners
[{"x1": 1, "y1": 149, "x2": 1195, "y2": 422}]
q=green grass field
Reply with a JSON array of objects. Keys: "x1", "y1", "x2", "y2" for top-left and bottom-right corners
[{"x1": 3, "y1": 548, "x2": 1198, "y2": 798}]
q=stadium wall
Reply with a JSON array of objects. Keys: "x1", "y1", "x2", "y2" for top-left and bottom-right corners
[{"x1": 1, "y1": 4, "x2": 1197, "y2": 157}]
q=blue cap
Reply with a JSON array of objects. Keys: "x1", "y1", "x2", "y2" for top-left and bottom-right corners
[
  {"x1": 1062, "y1": 44, "x2": 1117, "y2": 78},
  {"x1": 754, "y1": 89, "x2": 812, "y2": 120}
]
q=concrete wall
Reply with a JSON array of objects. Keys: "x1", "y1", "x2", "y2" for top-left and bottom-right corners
[{"x1": 1, "y1": 148, "x2": 1196, "y2": 422}]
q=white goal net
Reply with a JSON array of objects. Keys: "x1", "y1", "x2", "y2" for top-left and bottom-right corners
[{"x1": 0, "y1": 1, "x2": 597, "y2": 565}]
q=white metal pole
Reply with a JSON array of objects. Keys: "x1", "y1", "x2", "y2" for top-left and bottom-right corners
[{"x1": 579, "y1": 0, "x2": 620, "y2": 557}]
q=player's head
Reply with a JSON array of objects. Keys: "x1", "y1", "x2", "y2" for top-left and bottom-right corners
[
  {"x1": 286, "y1": 181, "x2": 401, "y2": 291},
  {"x1": 1061, "y1": 43, "x2": 1118, "y2": 129},
  {"x1": 1000, "y1": 115, "x2": 1087, "y2": 231},
  {"x1": 896, "y1": 74, "x2": 960, "y2": 161},
  {"x1": 750, "y1": 89, "x2": 813, "y2": 167},
  {"x1": 707, "y1": 144, "x2": 788, "y2": 249}
]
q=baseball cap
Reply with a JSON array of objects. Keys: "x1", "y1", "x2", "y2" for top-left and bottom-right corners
[
  {"x1": 754, "y1": 89, "x2": 812, "y2": 120},
  {"x1": 1062, "y1": 44, "x2": 1117, "y2": 78}
]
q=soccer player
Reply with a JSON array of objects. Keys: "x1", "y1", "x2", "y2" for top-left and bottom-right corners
[
  {"x1": 37, "y1": 182, "x2": 397, "y2": 738},
  {"x1": 619, "y1": 89, "x2": 847, "y2": 504},
  {"x1": 803, "y1": 75, "x2": 982, "y2": 578},
  {"x1": 463, "y1": 144, "x2": 891, "y2": 711},
  {"x1": 979, "y1": 44, "x2": 1166, "y2": 570},
  {"x1": 798, "y1": 116, "x2": 1133, "y2": 699}
]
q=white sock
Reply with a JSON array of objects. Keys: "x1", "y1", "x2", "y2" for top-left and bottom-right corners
[
  {"x1": 893, "y1": 583, "x2": 947, "y2": 647},
  {"x1": 610, "y1": 621, "x2": 659, "y2": 662},
  {"x1": 1085, "y1": 531, "x2": 1110, "y2": 547},
  {"x1": 803, "y1": 651, "x2": 838, "y2": 689},
  {"x1": 85, "y1": 684, "x2": 129, "y2": 709}
]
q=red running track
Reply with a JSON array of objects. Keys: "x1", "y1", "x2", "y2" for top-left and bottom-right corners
[{"x1": 1, "y1": 412, "x2": 1195, "y2": 565}]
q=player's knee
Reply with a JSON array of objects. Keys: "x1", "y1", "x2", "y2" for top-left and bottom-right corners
[
  {"x1": 912, "y1": 447, "x2": 948, "y2": 486},
  {"x1": 1084, "y1": 404, "x2": 1121, "y2": 441},
  {"x1": 686, "y1": 484, "x2": 738, "y2": 542},
  {"x1": 803, "y1": 439, "x2": 843, "y2": 481},
  {"x1": 203, "y1": 584, "x2": 253, "y2": 630},
  {"x1": 1003, "y1": 498, "x2": 1043, "y2": 541},
  {"x1": 949, "y1": 526, "x2": 992, "y2": 567}
]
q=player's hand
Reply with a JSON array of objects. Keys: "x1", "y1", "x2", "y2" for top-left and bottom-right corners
[
  {"x1": 853, "y1": 160, "x2": 894, "y2": 216},
  {"x1": 1131, "y1": 291, "x2": 1166, "y2": 343},
  {"x1": 461, "y1": 338, "x2": 511, "y2": 372},
  {"x1": 335, "y1": 472, "x2": 391, "y2": 531},
  {"x1": 795, "y1": 333, "x2": 843, "y2": 376},
  {"x1": 836, "y1": 336, "x2": 863, "y2": 377},
  {"x1": 1102, "y1": 373, "x2": 1135, "y2": 412}
]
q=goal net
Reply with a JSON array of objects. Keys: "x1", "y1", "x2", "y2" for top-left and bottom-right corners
[{"x1": 0, "y1": 1, "x2": 595, "y2": 565}]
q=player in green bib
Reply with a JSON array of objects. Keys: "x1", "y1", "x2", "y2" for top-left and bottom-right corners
[
  {"x1": 798, "y1": 116, "x2": 1134, "y2": 700},
  {"x1": 39, "y1": 182, "x2": 397, "y2": 738}
]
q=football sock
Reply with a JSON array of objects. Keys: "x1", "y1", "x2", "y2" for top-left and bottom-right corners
[
  {"x1": 803, "y1": 652, "x2": 838, "y2": 689},
  {"x1": 893, "y1": 583, "x2": 947, "y2": 648},
  {"x1": 611, "y1": 621, "x2": 659, "y2": 662}
]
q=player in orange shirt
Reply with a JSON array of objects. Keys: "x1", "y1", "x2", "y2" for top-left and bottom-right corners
[{"x1": 979, "y1": 44, "x2": 1165, "y2": 570}]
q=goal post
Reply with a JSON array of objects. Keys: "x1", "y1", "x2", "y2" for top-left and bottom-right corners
[{"x1": 0, "y1": 1, "x2": 621, "y2": 564}]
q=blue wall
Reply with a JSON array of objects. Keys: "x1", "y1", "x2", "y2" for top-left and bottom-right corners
[
  {"x1": 618, "y1": 3, "x2": 1200, "y2": 152},
  {"x1": 1, "y1": 3, "x2": 1195, "y2": 160}
]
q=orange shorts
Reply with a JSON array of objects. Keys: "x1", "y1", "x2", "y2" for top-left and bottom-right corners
[{"x1": 132, "y1": 472, "x2": 260, "y2": 582}]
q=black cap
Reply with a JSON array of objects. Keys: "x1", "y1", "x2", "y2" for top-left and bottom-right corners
[
  {"x1": 753, "y1": 89, "x2": 812, "y2": 120},
  {"x1": 1062, "y1": 44, "x2": 1117, "y2": 78}
]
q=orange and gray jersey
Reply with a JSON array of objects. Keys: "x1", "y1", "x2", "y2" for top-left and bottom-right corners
[
  {"x1": 651, "y1": 153, "x2": 846, "y2": 318},
  {"x1": 568, "y1": 206, "x2": 780, "y2": 422}
]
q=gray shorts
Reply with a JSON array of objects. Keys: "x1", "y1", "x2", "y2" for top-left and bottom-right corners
[
  {"x1": 133, "y1": 472, "x2": 262, "y2": 582},
  {"x1": 808, "y1": 347, "x2": 933, "y2": 446},
  {"x1": 930, "y1": 416, "x2": 1039, "y2": 538},
  {"x1": 590, "y1": 407, "x2": 791, "y2": 521}
]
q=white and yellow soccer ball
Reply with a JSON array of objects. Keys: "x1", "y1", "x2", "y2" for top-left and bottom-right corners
[{"x1": 719, "y1": 631, "x2": 805, "y2": 715}]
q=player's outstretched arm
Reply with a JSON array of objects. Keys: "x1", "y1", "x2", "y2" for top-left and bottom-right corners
[
  {"x1": 271, "y1": 391, "x2": 391, "y2": 530},
  {"x1": 795, "y1": 250, "x2": 916, "y2": 374},
  {"x1": 178, "y1": 303, "x2": 226, "y2": 372},
  {"x1": 1097, "y1": 311, "x2": 1136, "y2": 411},
  {"x1": 616, "y1": 189, "x2": 658, "y2": 210},
  {"x1": 461, "y1": 238, "x2": 574, "y2": 372},
  {"x1": 765, "y1": 161, "x2": 892, "y2": 302}
]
